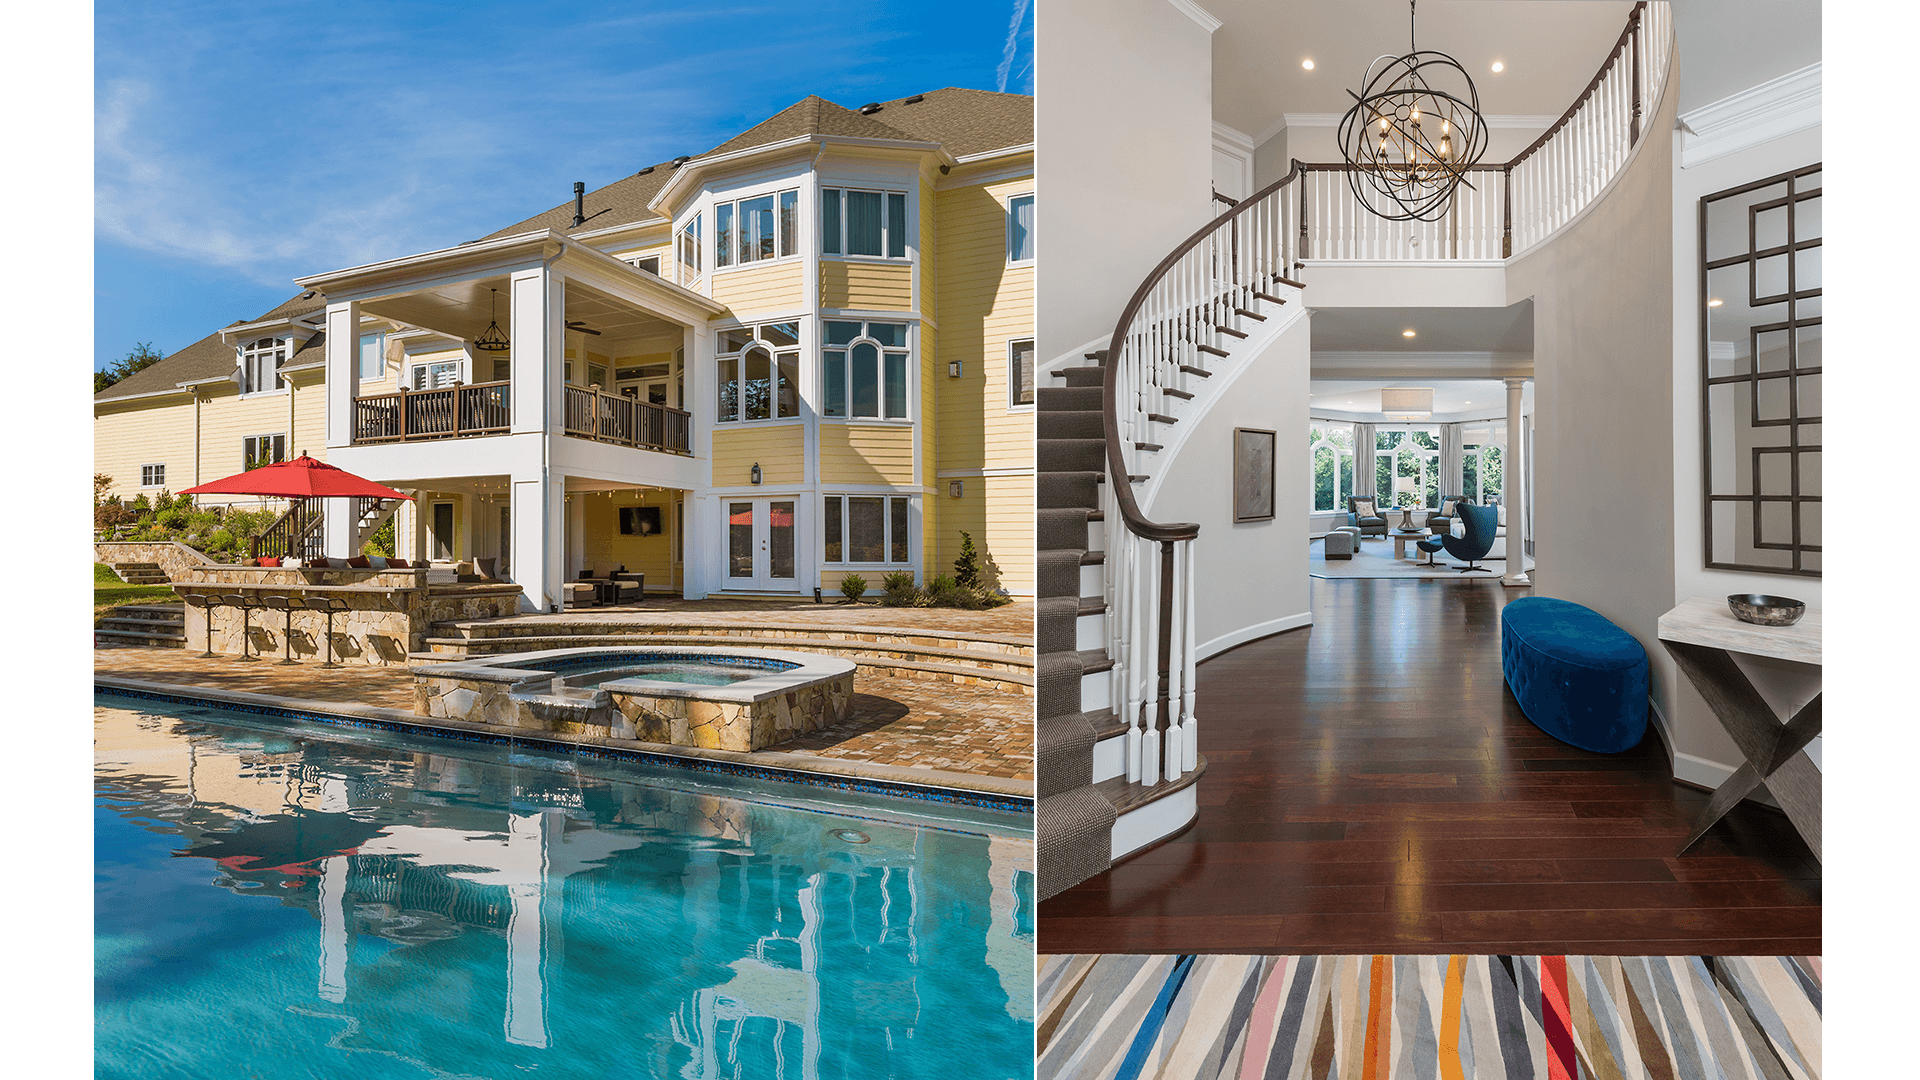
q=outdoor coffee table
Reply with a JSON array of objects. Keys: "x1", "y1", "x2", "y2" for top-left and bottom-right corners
[{"x1": 1391, "y1": 530, "x2": 1427, "y2": 559}]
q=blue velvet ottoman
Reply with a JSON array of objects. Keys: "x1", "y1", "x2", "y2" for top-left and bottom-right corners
[{"x1": 1500, "y1": 597, "x2": 1649, "y2": 753}]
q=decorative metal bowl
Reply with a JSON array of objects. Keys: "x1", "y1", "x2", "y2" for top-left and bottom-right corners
[{"x1": 1726, "y1": 594, "x2": 1806, "y2": 627}]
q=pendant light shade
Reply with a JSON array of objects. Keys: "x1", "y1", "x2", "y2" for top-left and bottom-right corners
[{"x1": 1381, "y1": 387, "x2": 1434, "y2": 419}]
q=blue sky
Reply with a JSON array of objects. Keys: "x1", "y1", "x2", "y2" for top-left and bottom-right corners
[{"x1": 93, "y1": 0, "x2": 1034, "y2": 373}]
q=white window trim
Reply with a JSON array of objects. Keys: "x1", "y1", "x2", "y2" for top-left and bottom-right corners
[
  {"x1": 1007, "y1": 336, "x2": 1036, "y2": 412},
  {"x1": 140, "y1": 463, "x2": 167, "y2": 488},
  {"x1": 1006, "y1": 191, "x2": 1035, "y2": 266},
  {"x1": 1308, "y1": 421, "x2": 1357, "y2": 514},
  {"x1": 677, "y1": 211, "x2": 704, "y2": 285},
  {"x1": 712, "y1": 187, "x2": 802, "y2": 272},
  {"x1": 242, "y1": 432, "x2": 288, "y2": 469},
  {"x1": 821, "y1": 320, "x2": 914, "y2": 424},
  {"x1": 237, "y1": 336, "x2": 288, "y2": 397},
  {"x1": 358, "y1": 330, "x2": 387, "y2": 381},
  {"x1": 715, "y1": 321, "x2": 805, "y2": 426},
  {"x1": 820, "y1": 186, "x2": 912, "y2": 261},
  {"x1": 408, "y1": 357, "x2": 467, "y2": 390},
  {"x1": 820, "y1": 493, "x2": 915, "y2": 567},
  {"x1": 1375, "y1": 426, "x2": 1442, "y2": 509}
]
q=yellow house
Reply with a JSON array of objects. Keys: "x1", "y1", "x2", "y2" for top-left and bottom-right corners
[{"x1": 94, "y1": 88, "x2": 1034, "y2": 606}]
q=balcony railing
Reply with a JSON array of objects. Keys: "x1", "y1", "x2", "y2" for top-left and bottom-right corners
[
  {"x1": 353, "y1": 381, "x2": 512, "y2": 443},
  {"x1": 563, "y1": 385, "x2": 691, "y2": 455}
]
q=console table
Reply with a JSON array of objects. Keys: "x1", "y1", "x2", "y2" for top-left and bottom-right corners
[{"x1": 1656, "y1": 596, "x2": 1821, "y2": 862}]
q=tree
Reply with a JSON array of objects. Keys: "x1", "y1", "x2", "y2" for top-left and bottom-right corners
[
  {"x1": 95, "y1": 342, "x2": 167, "y2": 394},
  {"x1": 953, "y1": 531, "x2": 982, "y2": 586}
]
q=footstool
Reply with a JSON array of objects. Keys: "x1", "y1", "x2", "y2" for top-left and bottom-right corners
[
  {"x1": 1323, "y1": 526, "x2": 1360, "y2": 560},
  {"x1": 1500, "y1": 597, "x2": 1649, "y2": 753}
]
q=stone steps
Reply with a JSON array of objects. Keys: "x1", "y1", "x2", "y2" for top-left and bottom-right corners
[
  {"x1": 111, "y1": 562, "x2": 170, "y2": 584},
  {"x1": 95, "y1": 603, "x2": 186, "y2": 648}
]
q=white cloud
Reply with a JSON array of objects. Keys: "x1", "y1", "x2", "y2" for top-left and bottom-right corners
[{"x1": 997, "y1": 0, "x2": 1034, "y2": 94}]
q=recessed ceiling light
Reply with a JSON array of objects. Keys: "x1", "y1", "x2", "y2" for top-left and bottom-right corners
[
  {"x1": 1708, "y1": 298, "x2": 1723, "y2": 307},
  {"x1": 1302, "y1": 58, "x2": 1315, "y2": 70},
  {"x1": 1402, "y1": 330, "x2": 1417, "y2": 338},
  {"x1": 1491, "y1": 61, "x2": 1505, "y2": 73}
]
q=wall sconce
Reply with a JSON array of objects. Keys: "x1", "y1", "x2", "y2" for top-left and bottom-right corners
[
  {"x1": 948, "y1": 360, "x2": 963, "y2": 379},
  {"x1": 750, "y1": 463, "x2": 762, "y2": 485},
  {"x1": 949, "y1": 480, "x2": 964, "y2": 498}
]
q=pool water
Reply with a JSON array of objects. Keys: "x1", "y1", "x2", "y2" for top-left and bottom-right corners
[{"x1": 95, "y1": 694, "x2": 1035, "y2": 1079}]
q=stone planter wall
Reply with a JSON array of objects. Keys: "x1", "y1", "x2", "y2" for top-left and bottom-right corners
[
  {"x1": 95, "y1": 541, "x2": 216, "y2": 580},
  {"x1": 610, "y1": 673, "x2": 853, "y2": 751}
]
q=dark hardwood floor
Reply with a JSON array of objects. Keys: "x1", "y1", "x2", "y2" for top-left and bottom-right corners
[{"x1": 1038, "y1": 576, "x2": 1821, "y2": 956}]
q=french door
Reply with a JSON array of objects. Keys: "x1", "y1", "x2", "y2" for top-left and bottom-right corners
[{"x1": 724, "y1": 498, "x2": 798, "y2": 591}]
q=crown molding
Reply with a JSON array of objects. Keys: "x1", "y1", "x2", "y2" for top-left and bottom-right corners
[
  {"x1": 1211, "y1": 121, "x2": 1255, "y2": 152},
  {"x1": 1166, "y1": 0, "x2": 1221, "y2": 34},
  {"x1": 1679, "y1": 62, "x2": 1820, "y2": 169}
]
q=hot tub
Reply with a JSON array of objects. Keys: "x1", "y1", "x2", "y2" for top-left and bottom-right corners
[{"x1": 411, "y1": 646, "x2": 856, "y2": 752}]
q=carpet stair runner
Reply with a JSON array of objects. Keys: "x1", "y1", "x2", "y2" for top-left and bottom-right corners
[
  {"x1": 95, "y1": 603, "x2": 187, "y2": 648},
  {"x1": 1036, "y1": 362, "x2": 1122, "y2": 900}
]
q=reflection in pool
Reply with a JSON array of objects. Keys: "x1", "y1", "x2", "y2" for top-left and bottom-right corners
[{"x1": 94, "y1": 694, "x2": 1034, "y2": 1079}]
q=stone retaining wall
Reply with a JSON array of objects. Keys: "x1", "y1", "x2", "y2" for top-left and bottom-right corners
[
  {"x1": 174, "y1": 574, "x2": 522, "y2": 665},
  {"x1": 95, "y1": 541, "x2": 216, "y2": 581}
]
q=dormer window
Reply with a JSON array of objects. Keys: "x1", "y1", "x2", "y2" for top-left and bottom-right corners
[
  {"x1": 714, "y1": 189, "x2": 799, "y2": 268},
  {"x1": 821, "y1": 188, "x2": 909, "y2": 259},
  {"x1": 240, "y1": 337, "x2": 284, "y2": 394},
  {"x1": 677, "y1": 213, "x2": 702, "y2": 282}
]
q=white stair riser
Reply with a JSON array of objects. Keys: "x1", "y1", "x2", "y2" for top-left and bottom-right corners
[
  {"x1": 1080, "y1": 670, "x2": 1111, "y2": 712},
  {"x1": 1076, "y1": 610, "x2": 1105, "y2": 652},
  {"x1": 1111, "y1": 784, "x2": 1198, "y2": 859},
  {"x1": 1091, "y1": 734, "x2": 1125, "y2": 783},
  {"x1": 1079, "y1": 563, "x2": 1104, "y2": 598}
]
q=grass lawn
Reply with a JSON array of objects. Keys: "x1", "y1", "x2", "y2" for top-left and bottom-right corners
[{"x1": 95, "y1": 562, "x2": 176, "y2": 620}]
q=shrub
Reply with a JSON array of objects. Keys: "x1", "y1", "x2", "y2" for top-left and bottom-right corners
[
  {"x1": 964, "y1": 582, "x2": 1012, "y2": 609},
  {"x1": 130, "y1": 494, "x2": 152, "y2": 514},
  {"x1": 916, "y1": 573, "x2": 960, "y2": 608},
  {"x1": 224, "y1": 509, "x2": 271, "y2": 540},
  {"x1": 206, "y1": 528, "x2": 236, "y2": 553},
  {"x1": 953, "y1": 531, "x2": 982, "y2": 587},
  {"x1": 880, "y1": 571, "x2": 918, "y2": 606},
  {"x1": 156, "y1": 507, "x2": 188, "y2": 530},
  {"x1": 363, "y1": 517, "x2": 396, "y2": 557},
  {"x1": 839, "y1": 574, "x2": 868, "y2": 602},
  {"x1": 95, "y1": 500, "x2": 132, "y2": 529}
]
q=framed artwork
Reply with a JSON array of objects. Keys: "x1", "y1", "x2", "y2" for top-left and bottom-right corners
[
  {"x1": 1232, "y1": 427, "x2": 1276, "y2": 522},
  {"x1": 620, "y1": 505, "x2": 662, "y2": 536}
]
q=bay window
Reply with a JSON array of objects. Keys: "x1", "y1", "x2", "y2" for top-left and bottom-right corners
[
  {"x1": 677, "y1": 212, "x2": 702, "y2": 282},
  {"x1": 822, "y1": 320, "x2": 909, "y2": 420},
  {"x1": 1308, "y1": 422, "x2": 1355, "y2": 513},
  {"x1": 822, "y1": 494, "x2": 911, "y2": 565},
  {"x1": 821, "y1": 187, "x2": 909, "y2": 258},
  {"x1": 715, "y1": 188, "x2": 800, "y2": 268},
  {"x1": 716, "y1": 322, "x2": 801, "y2": 423}
]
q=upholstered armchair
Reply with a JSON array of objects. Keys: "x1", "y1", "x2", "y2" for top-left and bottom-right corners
[
  {"x1": 1441, "y1": 503, "x2": 1498, "y2": 573},
  {"x1": 1345, "y1": 496, "x2": 1388, "y2": 537},
  {"x1": 1427, "y1": 495, "x2": 1469, "y2": 534}
]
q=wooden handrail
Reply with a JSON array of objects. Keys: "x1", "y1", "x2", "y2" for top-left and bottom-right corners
[{"x1": 1507, "y1": 2, "x2": 1643, "y2": 168}]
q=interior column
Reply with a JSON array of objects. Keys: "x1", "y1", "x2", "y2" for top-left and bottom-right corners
[{"x1": 1502, "y1": 377, "x2": 1531, "y2": 586}]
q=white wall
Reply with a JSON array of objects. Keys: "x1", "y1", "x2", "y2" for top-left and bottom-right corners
[
  {"x1": 1504, "y1": 53, "x2": 1681, "y2": 748},
  {"x1": 1668, "y1": 120, "x2": 1823, "y2": 784},
  {"x1": 1143, "y1": 314, "x2": 1314, "y2": 657},
  {"x1": 1036, "y1": 0, "x2": 1216, "y2": 362}
]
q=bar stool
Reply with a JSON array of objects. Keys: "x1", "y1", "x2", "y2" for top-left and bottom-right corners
[
  {"x1": 314, "y1": 596, "x2": 351, "y2": 669},
  {"x1": 182, "y1": 593, "x2": 218, "y2": 658},
  {"x1": 261, "y1": 595, "x2": 306, "y2": 665},
  {"x1": 221, "y1": 593, "x2": 261, "y2": 661}
]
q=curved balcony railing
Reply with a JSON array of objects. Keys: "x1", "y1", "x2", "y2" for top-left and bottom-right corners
[{"x1": 1101, "y1": 2, "x2": 1672, "y2": 789}]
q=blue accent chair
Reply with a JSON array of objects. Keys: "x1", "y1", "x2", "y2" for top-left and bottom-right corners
[
  {"x1": 1440, "y1": 503, "x2": 1497, "y2": 573},
  {"x1": 1500, "y1": 597, "x2": 1650, "y2": 753},
  {"x1": 1415, "y1": 534, "x2": 1446, "y2": 566}
]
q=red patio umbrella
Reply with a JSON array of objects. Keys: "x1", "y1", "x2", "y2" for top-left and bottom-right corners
[{"x1": 180, "y1": 453, "x2": 414, "y2": 501}]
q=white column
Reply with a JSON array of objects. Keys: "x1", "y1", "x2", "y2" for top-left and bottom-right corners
[
  {"x1": 502, "y1": 811, "x2": 557, "y2": 1049},
  {"x1": 509, "y1": 266, "x2": 564, "y2": 435},
  {"x1": 411, "y1": 494, "x2": 428, "y2": 565},
  {"x1": 511, "y1": 471, "x2": 566, "y2": 612},
  {"x1": 1502, "y1": 378, "x2": 1531, "y2": 586},
  {"x1": 324, "y1": 301, "x2": 360, "y2": 448},
  {"x1": 566, "y1": 492, "x2": 584, "y2": 578}
]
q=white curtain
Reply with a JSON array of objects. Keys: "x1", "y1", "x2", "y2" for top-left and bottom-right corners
[
  {"x1": 1353, "y1": 423, "x2": 1377, "y2": 500},
  {"x1": 1441, "y1": 423, "x2": 1464, "y2": 500}
]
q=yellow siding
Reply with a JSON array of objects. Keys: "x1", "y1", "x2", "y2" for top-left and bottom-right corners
[
  {"x1": 818, "y1": 426, "x2": 915, "y2": 486},
  {"x1": 94, "y1": 396, "x2": 196, "y2": 501},
  {"x1": 928, "y1": 473, "x2": 1035, "y2": 596},
  {"x1": 820, "y1": 261, "x2": 913, "y2": 311},
  {"x1": 919, "y1": 177, "x2": 938, "y2": 327},
  {"x1": 932, "y1": 177, "x2": 1035, "y2": 474},
  {"x1": 711, "y1": 425, "x2": 804, "y2": 487},
  {"x1": 710, "y1": 262, "x2": 804, "y2": 318},
  {"x1": 580, "y1": 489, "x2": 680, "y2": 587}
]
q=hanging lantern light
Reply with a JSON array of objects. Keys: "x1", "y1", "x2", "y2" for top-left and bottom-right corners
[
  {"x1": 474, "y1": 287, "x2": 511, "y2": 353},
  {"x1": 1336, "y1": 0, "x2": 1490, "y2": 221}
]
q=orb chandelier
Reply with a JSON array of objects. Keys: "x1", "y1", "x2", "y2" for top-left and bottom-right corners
[{"x1": 1335, "y1": 0, "x2": 1490, "y2": 222}]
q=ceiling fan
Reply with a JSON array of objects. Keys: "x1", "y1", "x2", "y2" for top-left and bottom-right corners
[{"x1": 565, "y1": 320, "x2": 602, "y2": 336}]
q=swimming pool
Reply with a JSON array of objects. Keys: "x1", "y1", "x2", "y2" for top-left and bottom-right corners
[{"x1": 95, "y1": 693, "x2": 1035, "y2": 1079}]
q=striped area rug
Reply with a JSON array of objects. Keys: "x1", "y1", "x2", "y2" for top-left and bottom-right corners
[{"x1": 1038, "y1": 954, "x2": 1821, "y2": 1080}]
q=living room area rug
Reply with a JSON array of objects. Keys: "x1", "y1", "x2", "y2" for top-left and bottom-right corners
[
  {"x1": 1038, "y1": 953, "x2": 1820, "y2": 1080},
  {"x1": 1309, "y1": 535, "x2": 1537, "y2": 580}
]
